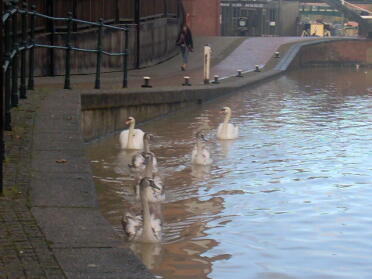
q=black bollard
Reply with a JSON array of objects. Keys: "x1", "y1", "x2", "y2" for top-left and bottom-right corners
[
  {"x1": 212, "y1": 75, "x2": 219, "y2": 84},
  {"x1": 236, "y1": 69, "x2": 243, "y2": 77},
  {"x1": 274, "y1": 51, "x2": 280, "y2": 58},
  {"x1": 255, "y1": 65, "x2": 261, "y2": 72},
  {"x1": 141, "y1": 76, "x2": 152, "y2": 88},
  {"x1": 182, "y1": 76, "x2": 191, "y2": 86}
]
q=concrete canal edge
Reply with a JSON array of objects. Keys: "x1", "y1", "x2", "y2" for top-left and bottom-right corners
[
  {"x1": 29, "y1": 37, "x2": 372, "y2": 278},
  {"x1": 30, "y1": 91, "x2": 154, "y2": 278}
]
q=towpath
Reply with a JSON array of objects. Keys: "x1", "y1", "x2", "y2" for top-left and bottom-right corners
[{"x1": 35, "y1": 36, "x2": 311, "y2": 89}]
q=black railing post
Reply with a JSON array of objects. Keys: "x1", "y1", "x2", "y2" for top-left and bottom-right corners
[
  {"x1": 123, "y1": 28, "x2": 128, "y2": 88},
  {"x1": 135, "y1": 0, "x2": 140, "y2": 69},
  {"x1": 94, "y1": 18, "x2": 103, "y2": 89},
  {"x1": 64, "y1": 12, "x2": 72, "y2": 90},
  {"x1": 115, "y1": 0, "x2": 119, "y2": 24},
  {"x1": 72, "y1": 0, "x2": 78, "y2": 32},
  {"x1": 4, "y1": 5, "x2": 12, "y2": 131},
  {"x1": 4, "y1": 55, "x2": 12, "y2": 131},
  {"x1": 19, "y1": 2, "x2": 28, "y2": 99},
  {"x1": 0, "y1": 0, "x2": 3, "y2": 195},
  {"x1": 47, "y1": 0, "x2": 55, "y2": 76},
  {"x1": 11, "y1": 1, "x2": 19, "y2": 107},
  {"x1": 11, "y1": 44, "x2": 19, "y2": 107},
  {"x1": 28, "y1": 5, "x2": 35, "y2": 90}
]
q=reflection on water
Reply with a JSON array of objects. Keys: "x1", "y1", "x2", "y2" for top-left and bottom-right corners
[{"x1": 86, "y1": 67, "x2": 372, "y2": 279}]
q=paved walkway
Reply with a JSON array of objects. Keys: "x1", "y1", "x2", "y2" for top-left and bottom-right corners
[
  {"x1": 35, "y1": 36, "x2": 310, "y2": 89},
  {"x1": 1, "y1": 35, "x2": 315, "y2": 278},
  {"x1": 1, "y1": 90, "x2": 67, "y2": 278}
]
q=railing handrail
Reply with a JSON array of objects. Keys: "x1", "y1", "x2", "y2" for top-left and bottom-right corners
[
  {"x1": 2, "y1": 7, "x2": 128, "y2": 32},
  {"x1": 2, "y1": 4, "x2": 129, "y2": 81}
]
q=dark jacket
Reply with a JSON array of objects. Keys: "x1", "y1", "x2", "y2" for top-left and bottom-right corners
[{"x1": 176, "y1": 27, "x2": 193, "y2": 50}]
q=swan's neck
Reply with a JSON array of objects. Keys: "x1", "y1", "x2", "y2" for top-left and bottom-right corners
[
  {"x1": 144, "y1": 156, "x2": 153, "y2": 177},
  {"x1": 127, "y1": 121, "x2": 135, "y2": 148},
  {"x1": 196, "y1": 139, "x2": 204, "y2": 153},
  {"x1": 223, "y1": 112, "x2": 231, "y2": 126},
  {"x1": 143, "y1": 138, "x2": 150, "y2": 153},
  {"x1": 141, "y1": 188, "x2": 153, "y2": 239}
]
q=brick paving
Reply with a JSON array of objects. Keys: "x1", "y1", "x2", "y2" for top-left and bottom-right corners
[{"x1": 1, "y1": 90, "x2": 66, "y2": 279}]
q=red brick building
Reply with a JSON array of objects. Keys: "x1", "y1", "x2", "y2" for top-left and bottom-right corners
[{"x1": 182, "y1": 0, "x2": 221, "y2": 36}]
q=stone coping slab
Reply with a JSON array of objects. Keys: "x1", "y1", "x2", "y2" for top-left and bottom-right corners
[{"x1": 30, "y1": 86, "x2": 155, "y2": 278}]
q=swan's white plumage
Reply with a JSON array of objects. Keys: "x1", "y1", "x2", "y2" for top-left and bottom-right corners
[
  {"x1": 217, "y1": 107, "x2": 239, "y2": 140},
  {"x1": 120, "y1": 129, "x2": 145, "y2": 149},
  {"x1": 217, "y1": 123, "x2": 239, "y2": 140},
  {"x1": 119, "y1": 117, "x2": 144, "y2": 150}
]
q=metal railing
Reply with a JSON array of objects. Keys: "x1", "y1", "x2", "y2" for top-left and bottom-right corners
[{"x1": 1, "y1": 1, "x2": 130, "y2": 194}]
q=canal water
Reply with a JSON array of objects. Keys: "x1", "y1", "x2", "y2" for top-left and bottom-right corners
[{"x1": 86, "y1": 67, "x2": 372, "y2": 279}]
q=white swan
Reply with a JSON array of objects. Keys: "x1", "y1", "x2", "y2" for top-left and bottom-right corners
[
  {"x1": 191, "y1": 131, "x2": 213, "y2": 165},
  {"x1": 120, "y1": 116, "x2": 145, "y2": 150},
  {"x1": 128, "y1": 133, "x2": 158, "y2": 177},
  {"x1": 122, "y1": 177, "x2": 162, "y2": 243},
  {"x1": 217, "y1": 107, "x2": 239, "y2": 140},
  {"x1": 134, "y1": 152, "x2": 164, "y2": 203}
]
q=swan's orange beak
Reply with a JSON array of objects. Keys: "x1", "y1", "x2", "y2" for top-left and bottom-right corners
[{"x1": 125, "y1": 119, "x2": 131, "y2": 125}]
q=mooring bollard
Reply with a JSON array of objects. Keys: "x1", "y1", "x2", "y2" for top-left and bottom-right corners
[
  {"x1": 255, "y1": 65, "x2": 261, "y2": 72},
  {"x1": 236, "y1": 69, "x2": 243, "y2": 77},
  {"x1": 274, "y1": 51, "x2": 280, "y2": 58},
  {"x1": 182, "y1": 76, "x2": 191, "y2": 86},
  {"x1": 141, "y1": 76, "x2": 152, "y2": 88},
  {"x1": 212, "y1": 75, "x2": 220, "y2": 84},
  {"x1": 203, "y1": 44, "x2": 212, "y2": 84}
]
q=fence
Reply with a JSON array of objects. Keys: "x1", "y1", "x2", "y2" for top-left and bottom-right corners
[
  {"x1": 3, "y1": 0, "x2": 180, "y2": 32},
  {"x1": 0, "y1": 1, "x2": 132, "y2": 194}
]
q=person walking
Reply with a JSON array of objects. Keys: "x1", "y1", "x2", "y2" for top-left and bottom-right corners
[{"x1": 176, "y1": 24, "x2": 193, "y2": 71}]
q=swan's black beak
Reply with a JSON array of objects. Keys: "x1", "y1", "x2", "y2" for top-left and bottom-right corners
[{"x1": 149, "y1": 179, "x2": 161, "y2": 190}]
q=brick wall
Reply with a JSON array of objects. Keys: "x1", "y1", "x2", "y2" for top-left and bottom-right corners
[
  {"x1": 182, "y1": 0, "x2": 220, "y2": 36},
  {"x1": 290, "y1": 40, "x2": 372, "y2": 68}
]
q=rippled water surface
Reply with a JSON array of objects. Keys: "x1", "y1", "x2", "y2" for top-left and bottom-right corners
[{"x1": 86, "y1": 68, "x2": 372, "y2": 279}]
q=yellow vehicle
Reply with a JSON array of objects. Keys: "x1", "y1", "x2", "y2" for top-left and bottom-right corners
[{"x1": 301, "y1": 22, "x2": 332, "y2": 37}]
